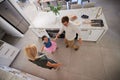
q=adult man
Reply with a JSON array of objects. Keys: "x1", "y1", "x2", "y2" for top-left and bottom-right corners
[
  {"x1": 55, "y1": 16, "x2": 82, "y2": 51},
  {"x1": 25, "y1": 44, "x2": 61, "y2": 70}
]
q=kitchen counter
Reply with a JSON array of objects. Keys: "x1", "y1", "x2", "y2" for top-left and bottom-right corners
[
  {"x1": 0, "y1": 40, "x2": 20, "y2": 66},
  {"x1": 32, "y1": 7, "x2": 108, "y2": 42}
]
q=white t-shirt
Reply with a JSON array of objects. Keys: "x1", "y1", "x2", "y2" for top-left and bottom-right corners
[{"x1": 59, "y1": 21, "x2": 81, "y2": 40}]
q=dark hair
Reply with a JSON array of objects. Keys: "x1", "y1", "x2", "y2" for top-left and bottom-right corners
[
  {"x1": 61, "y1": 16, "x2": 69, "y2": 23},
  {"x1": 42, "y1": 35, "x2": 47, "y2": 41}
]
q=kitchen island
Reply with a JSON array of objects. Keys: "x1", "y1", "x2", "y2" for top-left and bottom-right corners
[{"x1": 32, "y1": 7, "x2": 108, "y2": 42}]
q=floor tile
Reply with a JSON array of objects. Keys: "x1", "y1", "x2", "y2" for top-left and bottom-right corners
[
  {"x1": 101, "y1": 47, "x2": 120, "y2": 80},
  {"x1": 69, "y1": 46, "x2": 106, "y2": 80},
  {"x1": 4, "y1": 0, "x2": 120, "y2": 80}
]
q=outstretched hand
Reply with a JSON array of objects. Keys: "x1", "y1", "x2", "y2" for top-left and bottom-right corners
[
  {"x1": 52, "y1": 37, "x2": 57, "y2": 42},
  {"x1": 78, "y1": 38, "x2": 82, "y2": 44}
]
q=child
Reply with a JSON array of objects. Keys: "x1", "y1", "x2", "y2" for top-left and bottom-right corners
[
  {"x1": 41, "y1": 35, "x2": 57, "y2": 53},
  {"x1": 25, "y1": 44, "x2": 61, "y2": 70}
]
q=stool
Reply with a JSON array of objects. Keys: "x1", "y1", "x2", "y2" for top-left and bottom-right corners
[
  {"x1": 81, "y1": 0, "x2": 90, "y2": 4},
  {"x1": 77, "y1": 0, "x2": 90, "y2": 5},
  {"x1": 65, "y1": 0, "x2": 71, "y2": 10}
]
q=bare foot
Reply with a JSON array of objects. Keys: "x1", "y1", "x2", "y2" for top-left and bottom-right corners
[
  {"x1": 56, "y1": 47, "x2": 59, "y2": 49},
  {"x1": 51, "y1": 51, "x2": 56, "y2": 54}
]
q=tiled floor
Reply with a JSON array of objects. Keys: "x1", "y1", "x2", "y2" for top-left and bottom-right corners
[{"x1": 2, "y1": 0, "x2": 120, "y2": 80}]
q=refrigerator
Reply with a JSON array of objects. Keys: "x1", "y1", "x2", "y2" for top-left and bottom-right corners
[{"x1": 0, "y1": 0, "x2": 29, "y2": 34}]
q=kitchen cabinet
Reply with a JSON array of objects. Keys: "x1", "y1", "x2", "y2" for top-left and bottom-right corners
[
  {"x1": 87, "y1": 29, "x2": 104, "y2": 41},
  {"x1": 32, "y1": 7, "x2": 108, "y2": 42},
  {"x1": 0, "y1": 17, "x2": 24, "y2": 37},
  {"x1": 0, "y1": 40, "x2": 20, "y2": 66},
  {"x1": 80, "y1": 29, "x2": 104, "y2": 41},
  {"x1": 80, "y1": 29, "x2": 90, "y2": 40},
  {"x1": 0, "y1": 28, "x2": 5, "y2": 39},
  {"x1": 0, "y1": 0, "x2": 22, "y2": 27}
]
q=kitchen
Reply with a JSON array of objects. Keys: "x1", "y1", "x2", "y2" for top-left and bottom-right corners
[{"x1": 0, "y1": 0, "x2": 120, "y2": 80}]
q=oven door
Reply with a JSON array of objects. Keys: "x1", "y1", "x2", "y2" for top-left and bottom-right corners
[{"x1": 46, "y1": 29, "x2": 65, "y2": 38}]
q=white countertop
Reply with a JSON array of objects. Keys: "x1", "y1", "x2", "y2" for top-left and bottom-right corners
[{"x1": 32, "y1": 7, "x2": 108, "y2": 30}]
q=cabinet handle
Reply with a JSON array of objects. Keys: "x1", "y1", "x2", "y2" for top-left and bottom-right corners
[
  {"x1": 10, "y1": 51, "x2": 15, "y2": 57},
  {"x1": 81, "y1": 29, "x2": 88, "y2": 31},
  {"x1": 4, "y1": 49, "x2": 9, "y2": 55},
  {"x1": 89, "y1": 30, "x2": 92, "y2": 35},
  {"x1": 0, "y1": 46, "x2": 4, "y2": 51}
]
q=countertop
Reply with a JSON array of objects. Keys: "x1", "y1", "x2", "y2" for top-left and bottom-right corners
[{"x1": 32, "y1": 7, "x2": 108, "y2": 30}]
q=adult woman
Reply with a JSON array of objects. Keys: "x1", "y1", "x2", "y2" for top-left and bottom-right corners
[{"x1": 25, "y1": 44, "x2": 61, "y2": 70}]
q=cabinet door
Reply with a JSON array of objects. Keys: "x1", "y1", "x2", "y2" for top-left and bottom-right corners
[
  {"x1": 87, "y1": 29, "x2": 104, "y2": 41},
  {"x1": 0, "y1": 28, "x2": 5, "y2": 39},
  {"x1": 0, "y1": 40, "x2": 20, "y2": 66},
  {"x1": 0, "y1": 0, "x2": 23, "y2": 27},
  {"x1": 17, "y1": 18, "x2": 30, "y2": 34},
  {"x1": 80, "y1": 29, "x2": 90, "y2": 40}
]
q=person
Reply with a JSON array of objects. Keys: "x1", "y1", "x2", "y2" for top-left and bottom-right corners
[
  {"x1": 41, "y1": 35, "x2": 57, "y2": 53},
  {"x1": 37, "y1": 0, "x2": 42, "y2": 6},
  {"x1": 55, "y1": 16, "x2": 82, "y2": 51},
  {"x1": 25, "y1": 44, "x2": 61, "y2": 70}
]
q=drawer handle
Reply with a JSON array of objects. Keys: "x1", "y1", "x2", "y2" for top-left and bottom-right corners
[
  {"x1": 89, "y1": 30, "x2": 92, "y2": 35},
  {"x1": 10, "y1": 51, "x2": 15, "y2": 57},
  {"x1": 0, "y1": 46, "x2": 4, "y2": 51},
  {"x1": 81, "y1": 29, "x2": 88, "y2": 31},
  {"x1": 4, "y1": 49, "x2": 9, "y2": 55}
]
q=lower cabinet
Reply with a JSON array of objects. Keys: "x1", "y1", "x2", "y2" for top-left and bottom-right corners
[
  {"x1": 32, "y1": 28, "x2": 104, "y2": 42},
  {"x1": 87, "y1": 29, "x2": 104, "y2": 41},
  {"x1": 81, "y1": 29, "x2": 104, "y2": 41},
  {"x1": 0, "y1": 40, "x2": 20, "y2": 66},
  {"x1": 80, "y1": 29, "x2": 90, "y2": 40},
  {"x1": 0, "y1": 28, "x2": 5, "y2": 39}
]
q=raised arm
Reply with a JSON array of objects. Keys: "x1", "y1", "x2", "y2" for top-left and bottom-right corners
[{"x1": 41, "y1": 45, "x2": 45, "y2": 52}]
